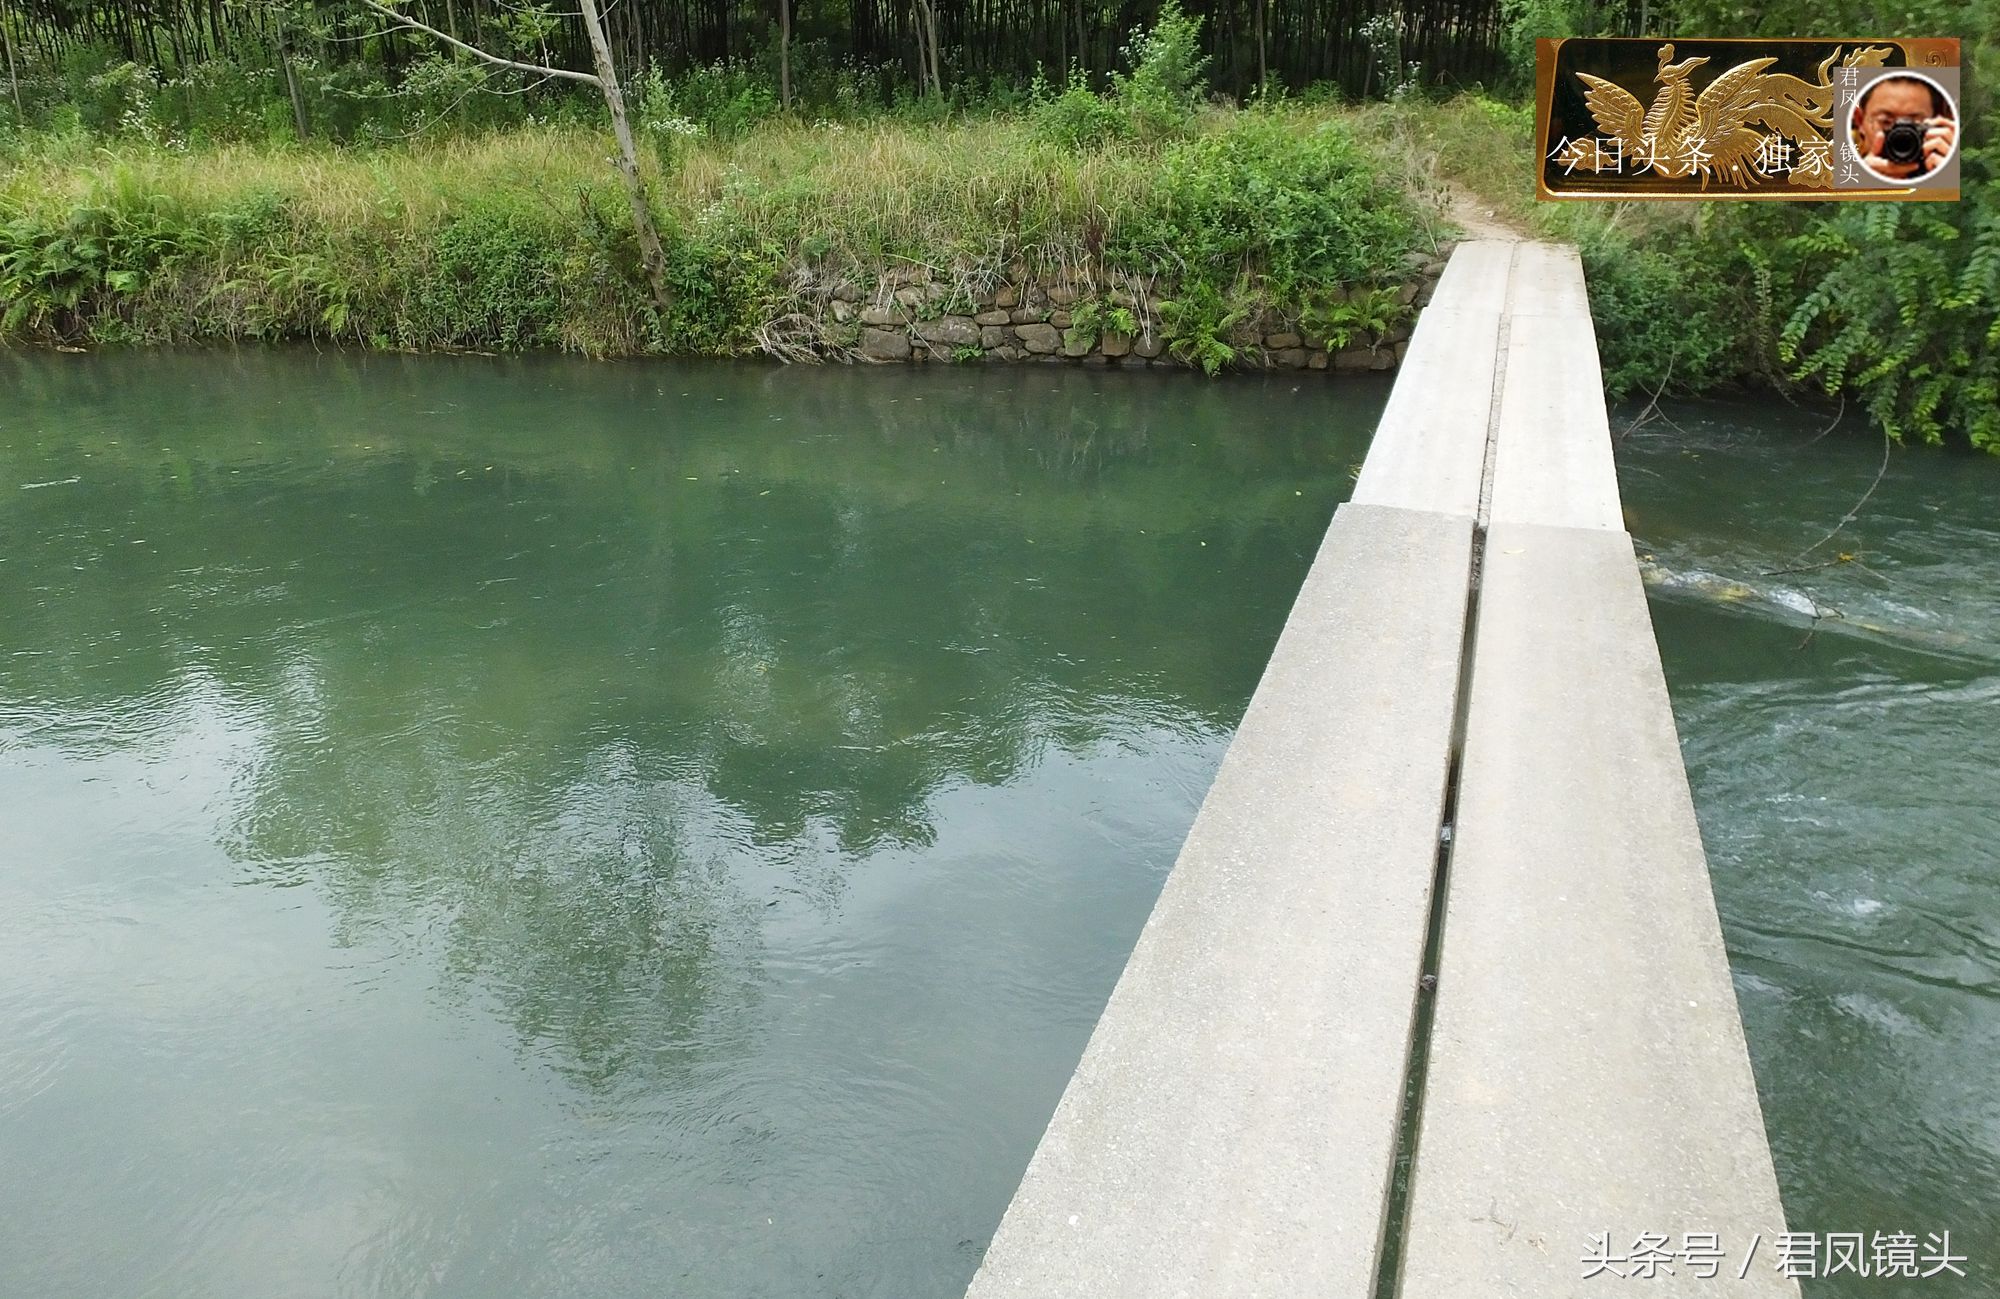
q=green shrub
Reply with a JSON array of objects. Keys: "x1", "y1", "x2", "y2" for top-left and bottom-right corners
[
  {"x1": 1114, "y1": 114, "x2": 1420, "y2": 294},
  {"x1": 661, "y1": 59, "x2": 780, "y2": 137},
  {"x1": 1113, "y1": 0, "x2": 1208, "y2": 138},
  {"x1": 0, "y1": 186, "x2": 195, "y2": 338},
  {"x1": 414, "y1": 203, "x2": 569, "y2": 349},
  {"x1": 1577, "y1": 226, "x2": 1754, "y2": 400},
  {"x1": 635, "y1": 65, "x2": 706, "y2": 169},
  {"x1": 657, "y1": 231, "x2": 783, "y2": 354},
  {"x1": 1766, "y1": 195, "x2": 2000, "y2": 451},
  {"x1": 1028, "y1": 65, "x2": 1129, "y2": 150}
]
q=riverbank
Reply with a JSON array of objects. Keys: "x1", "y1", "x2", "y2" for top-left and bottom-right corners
[
  {"x1": 0, "y1": 106, "x2": 1438, "y2": 371},
  {"x1": 4, "y1": 91, "x2": 1994, "y2": 451}
]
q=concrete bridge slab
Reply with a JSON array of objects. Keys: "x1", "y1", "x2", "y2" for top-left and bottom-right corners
[
  {"x1": 1349, "y1": 306, "x2": 1503, "y2": 521},
  {"x1": 1507, "y1": 241, "x2": 1592, "y2": 319},
  {"x1": 1433, "y1": 239, "x2": 1519, "y2": 308},
  {"x1": 967, "y1": 237, "x2": 1796, "y2": 1299},
  {"x1": 1400, "y1": 521, "x2": 1797, "y2": 1297},
  {"x1": 1488, "y1": 312, "x2": 1623, "y2": 531},
  {"x1": 964, "y1": 502, "x2": 1474, "y2": 1299}
]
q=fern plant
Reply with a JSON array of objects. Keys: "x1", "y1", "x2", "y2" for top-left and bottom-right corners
[
  {"x1": 1301, "y1": 284, "x2": 1408, "y2": 350},
  {"x1": 1067, "y1": 296, "x2": 1106, "y2": 349},
  {"x1": 1157, "y1": 281, "x2": 1246, "y2": 375}
]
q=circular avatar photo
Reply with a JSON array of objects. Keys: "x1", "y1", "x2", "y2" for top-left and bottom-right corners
[{"x1": 1849, "y1": 70, "x2": 1959, "y2": 184}]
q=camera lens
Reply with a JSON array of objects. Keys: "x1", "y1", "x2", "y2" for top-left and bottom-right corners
[{"x1": 1883, "y1": 118, "x2": 1926, "y2": 165}]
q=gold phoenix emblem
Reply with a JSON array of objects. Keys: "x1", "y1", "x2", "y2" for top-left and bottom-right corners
[{"x1": 1558, "y1": 42, "x2": 1893, "y2": 189}]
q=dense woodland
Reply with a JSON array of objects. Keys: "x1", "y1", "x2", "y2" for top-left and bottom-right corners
[{"x1": 0, "y1": 0, "x2": 1528, "y2": 122}]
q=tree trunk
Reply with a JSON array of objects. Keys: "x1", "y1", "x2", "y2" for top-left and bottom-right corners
[
  {"x1": 928, "y1": 1, "x2": 942, "y2": 94},
  {"x1": 914, "y1": 0, "x2": 941, "y2": 96},
  {"x1": 1, "y1": 0, "x2": 22, "y2": 119},
  {"x1": 778, "y1": 0, "x2": 791, "y2": 110},
  {"x1": 274, "y1": 8, "x2": 311, "y2": 141},
  {"x1": 576, "y1": 0, "x2": 675, "y2": 316},
  {"x1": 1256, "y1": 0, "x2": 1268, "y2": 90}
]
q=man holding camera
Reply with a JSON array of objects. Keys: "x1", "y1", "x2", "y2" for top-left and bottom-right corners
[{"x1": 1854, "y1": 74, "x2": 1957, "y2": 180}]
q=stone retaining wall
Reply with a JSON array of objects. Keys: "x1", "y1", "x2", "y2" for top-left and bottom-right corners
[{"x1": 812, "y1": 245, "x2": 1456, "y2": 372}]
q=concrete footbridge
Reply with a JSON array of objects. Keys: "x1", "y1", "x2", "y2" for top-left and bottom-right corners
[{"x1": 966, "y1": 241, "x2": 1801, "y2": 1298}]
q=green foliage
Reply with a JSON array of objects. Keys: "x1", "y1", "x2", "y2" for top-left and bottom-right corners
[
  {"x1": 1028, "y1": 64, "x2": 1129, "y2": 150},
  {"x1": 1575, "y1": 226, "x2": 1753, "y2": 399},
  {"x1": 656, "y1": 231, "x2": 783, "y2": 354},
  {"x1": 414, "y1": 202, "x2": 568, "y2": 349},
  {"x1": 1027, "y1": 3, "x2": 1210, "y2": 151},
  {"x1": 231, "y1": 250, "x2": 363, "y2": 341},
  {"x1": 1568, "y1": 190, "x2": 1999, "y2": 454},
  {"x1": 1768, "y1": 196, "x2": 2000, "y2": 452},
  {"x1": 77, "y1": 58, "x2": 165, "y2": 137},
  {"x1": 1496, "y1": 0, "x2": 1605, "y2": 87},
  {"x1": 1360, "y1": 11, "x2": 1423, "y2": 101},
  {"x1": 652, "y1": 60, "x2": 781, "y2": 137},
  {"x1": 1114, "y1": 114, "x2": 1420, "y2": 296},
  {"x1": 1112, "y1": 0, "x2": 1208, "y2": 139},
  {"x1": 1301, "y1": 284, "x2": 1408, "y2": 350},
  {"x1": 1067, "y1": 295, "x2": 1105, "y2": 347},
  {"x1": 1156, "y1": 280, "x2": 1245, "y2": 375},
  {"x1": 0, "y1": 188, "x2": 190, "y2": 336},
  {"x1": 635, "y1": 65, "x2": 707, "y2": 168}
]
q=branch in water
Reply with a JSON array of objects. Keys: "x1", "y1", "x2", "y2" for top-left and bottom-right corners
[
  {"x1": 1769, "y1": 431, "x2": 1893, "y2": 573},
  {"x1": 1616, "y1": 346, "x2": 1687, "y2": 444}
]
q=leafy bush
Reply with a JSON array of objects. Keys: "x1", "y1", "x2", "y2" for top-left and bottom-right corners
[
  {"x1": 1026, "y1": 3, "x2": 1208, "y2": 150},
  {"x1": 658, "y1": 60, "x2": 779, "y2": 137},
  {"x1": 635, "y1": 65, "x2": 706, "y2": 169},
  {"x1": 1360, "y1": 12, "x2": 1423, "y2": 101},
  {"x1": 1114, "y1": 114, "x2": 1420, "y2": 294},
  {"x1": 414, "y1": 203, "x2": 569, "y2": 349},
  {"x1": 157, "y1": 59, "x2": 278, "y2": 141},
  {"x1": 0, "y1": 188, "x2": 193, "y2": 336},
  {"x1": 1766, "y1": 197, "x2": 2000, "y2": 451},
  {"x1": 1028, "y1": 65, "x2": 1129, "y2": 149},
  {"x1": 79, "y1": 60, "x2": 164, "y2": 138},
  {"x1": 1576, "y1": 227, "x2": 1754, "y2": 399},
  {"x1": 1112, "y1": 0, "x2": 1209, "y2": 138},
  {"x1": 656, "y1": 230, "x2": 783, "y2": 353}
]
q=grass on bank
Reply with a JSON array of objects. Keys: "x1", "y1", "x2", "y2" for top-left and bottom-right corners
[
  {"x1": 3, "y1": 85, "x2": 1995, "y2": 453},
  {"x1": 0, "y1": 103, "x2": 1432, "y2": 362}
]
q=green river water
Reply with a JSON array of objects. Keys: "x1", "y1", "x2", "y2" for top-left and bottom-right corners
[{"x1": 1, "y1": 352, "x2": 1994, "y2": 1297}]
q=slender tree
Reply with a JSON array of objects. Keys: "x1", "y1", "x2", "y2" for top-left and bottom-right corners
[
  {"x1": 274, "y1": 3, "x2": 311, "y2": 139},
  {"x1": 778, "y1": 0, "x2": 790, "y2": 109},
  {"x1": 357, "y1": 0, "x2": 675, "y2": 313},
  {"x1": 913, "y1": 0, "x2": 940, "y2": 94},
  {"x1": 1254, "y1": 0, "x2": 1266, "y2": 88},
  {"x1": 1, "y1": 0, "x2": 21, "y2": 117}
]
